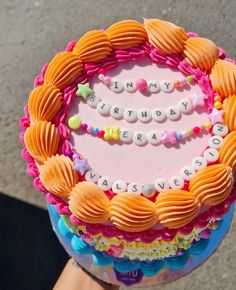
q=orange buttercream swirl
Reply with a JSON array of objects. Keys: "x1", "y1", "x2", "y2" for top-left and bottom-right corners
[
  {"x1": 155, "y1": 190, "x2": 200, "y2": 229},
  {"x1": 44, "y1": 52, "x2": 83, "y2": 89},
  {"x1": 189, "y1": 164, "x2": 233, "y2": 206},
  {"x1": 210, "y1": 59, "x2": 236, "y2": 98},
  {"x1": 219, "y1": 131, "x2": 236, "y2": 171},
  {"x1": 39, "y1": 154, "x2": 78, "y2": 198},
  {"x1": 24, "y1": 121, "x2": 59, "y2": 163},
  {"x1": 73, "y1": 30, "x2": 112, "y2": 62},
  {"x1": 69, "y1": 182, "x2": 110, "y2": 224},
  {"x1": 28, "y1": 84, "x2": 63, "y2": 122},
  {"x1": 223, "y1": 95, "x2": 236, "y2": 131},
  {"x1": 110, "y1": 193, "x2": 157, "y2": 232},
  {"x1": 183, "y1": 37, "x2": 219, "y2": 72},
  {"x1": 106, "y1": 20, "x2": 147, "y2": 49},
  {"x1": 144, "y1": 18, "x2": 187, "y2": 54}
]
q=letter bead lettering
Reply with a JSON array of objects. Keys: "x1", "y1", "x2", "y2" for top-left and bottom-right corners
[
  {"x1": 208, "y1": 135, "x2": 223, "y2": 149},
  {"x1": 112, "y1": 180, "x2": 127, "y2": 194},
  {"x1": 127, "y1": 182, "x2": 142, "y2": 195},
  {"x1": 110, "y1": 105, "x2": 124, "y2": 120},
  {"x1": 97, "y1": 176, "x2": 113, "y2": 191},
  {"x1": 169, "y1": 176, "x2": 184, "y2": 189},
  {"x1": 203, "y1": 148, "x2": 219, "y2": 162},
  {"x1": 97, "y1": 101, "x2": 111, "y2": 116},
  {"x1": 177, "y1": 98, "x2": 193, "y2": 114},
  {"x1": 124, "y1": 80, "x2": 136, "y2": 93},
  {"x1": 165, "y1": 106, "x2": 181, "y2": 120},
  {"x1": 133, "y1": 131, "x2": 148, "y2": 146},
  {"x1": 86, "y1": 94, "x2": 101, "y2": 108},
  {"x1": 109, "y1": 80, "x2": 124, "y2": 93},
  {"x1": 147, "y1": 130, "x2": 161, "y2": 145},
  {"x1": 147, "y1": 80, "x2": 160, "y2": 93},
  {"x1": 151, "y1": 107, "x2": 166, "y2": 122},
  {"x1": 154, "y1": 178, "x2": 169, "y2": 192},
  {"x1": 123, "y1": 108, "x2": 137, "y2": 122},
  {"x1": 212, "y1": 123, "x2": 229, "y2": 136},
  {"x1": 137, "y1": 109, "x2": 152, "y2": 123},
  {"x1": 85, "y1": 170, "x2": 100, "y2": 182},
  {"x1": 191, "y1": 157, "x2": 207, "y2": 170},
  {"x1": 180, "y1": 165, "x2": 196, "y2": 181},
  {"x1": 119, "y1": 130, "x2": 133, "y2": 143},
  {"x1": 160, "y1": 80, "x2": 174, "y2": 93}
]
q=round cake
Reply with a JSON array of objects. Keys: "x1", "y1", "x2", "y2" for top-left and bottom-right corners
[{"x1": 20, "y1": 18, "x2": 236, "y2": 287}]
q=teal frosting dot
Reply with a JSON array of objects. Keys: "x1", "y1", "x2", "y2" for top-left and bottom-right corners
[
  {"x1": 71, "y1": 235, "x2": 93, "y2": 255},
  {"x1": 166, "y1": 251, "x2": 189, "y2": 270},
  {"x1": 140, "y1": 260, "x2": 165, "y2": 276},
  {"x1": 189, "y1": 239, "x2": 209, "y2": 255},
  {"x1": 113, "y1": 258, "x2": 140, "y2": 273},
  {"x1": 58, "y1": 218, "x2": 73, "y2": 238}
]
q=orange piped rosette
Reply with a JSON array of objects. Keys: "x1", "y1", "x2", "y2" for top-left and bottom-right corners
[
  {"x1": 110, "y1": 193, "x2": 158, "y2": 232},
  {"x1": 189, "y1": 164, "x2": 233, "y2": 206},
  {"x1": 219, "y1": 131, "x2": 236, "y2": 171},
  {"x1": 144, "y1": 18, "x2": 187, "y2": 54},
  {"x1": 39, "y1": 154, "x2": 78, "y2": 198},
  {"x1": 69, "y1": 182, "x2": 110, "y2": 224},
  {"x1": 223, "y1": 95, "x2": 236, "y2": 131},
  {"x1": 28, "y1": 84, "x2": 63, "y2": 122},
  {"x1": 24, "y1": 121, "x2": 59, "y2": 163},
  {"x1": 106, "y1": 20, "x2": 147, "y2": 49},
  {"x1": 73, "y1": 30, "x2": 112, "y2": 63},
  {"x1": 210, "y1": 59, "x2": 236, "y2": 98},
  {"x1": 44, "y1": 52, "x2": 83, "y2": 89},
  {"x1": 183, "y1": 37, "x2": 218, "y2": 72},
  {"x1": 155, "y1": 190, "x2": 200, "y2": 229}
]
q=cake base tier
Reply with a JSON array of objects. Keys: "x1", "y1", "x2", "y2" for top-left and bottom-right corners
[{"x1": 48, "y1": 203, "x2": 235, "y2": 288}]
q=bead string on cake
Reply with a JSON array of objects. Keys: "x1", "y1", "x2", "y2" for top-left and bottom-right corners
[
  {"x1": 68, "y1": 115, "x2": 214, "y2": 146},
  {"x1": 76, "y1": 83, "x2": 207, "y2": 123},
  {"x1": 71, "y1": 122, "x2": 228, "y2": 194},
  {"x1": 97, "y1": 68, "x2": 194, "y2": 94}
]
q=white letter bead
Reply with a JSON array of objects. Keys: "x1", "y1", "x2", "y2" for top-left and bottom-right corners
[
  {"x1": 133, "y1": 131, "x2": 148, "y2": 146},
  {"x1": 119, "y1": 129, "x2": 133, "y2": 143},
  {"x1": 147, "y1": 80, "x2": 160, "y2": 93},
  {"x1": 213, "y1": 123, "x2": 229, "y2": 136},
  {"x1": 109, "y1": 80, "x2": 123, "y2": 93},
  {"x1": 151, "y1": 107, "x2": 166, "y2": 122},
  {"x1": 147, "y1": 130, "x2": 161, "y2": 145},
  {"x1": 191, "y1": 157, "x2": 207, "y2": 170},
  {"x1": 160, "y1": 80, "x2": 174, "y2": 93},
  {"x1": 154, "y1": 178, "x2": 169, "y2": 192},
  {"x1": 85, "y1": 170, "x2": 100, "y2": 182},
  {"x1": 177, "y1": 98, "x2": 193, "y2": 114},
  {"x1": 86, "y1": 94, "x2": 101, "y2": 108},
  {"x1": 203, "y1": 148, "x2": 219, "y2": 162},
  {"x1": 112, "y1": 180, "x2": 127, "y2": 194},
  {"x1": 110, "y1": 105, "x2": 124, "y2": 120},
  {"x1": 127, "y1": 182, "x2": 142, "y2": 195},
  {"x1": 97, "y1": 101, "x2": 111, "y2": 116},
  {"x1": 208, "y1": 135, "x2": 223, "y2": 149},
  {"x1": 137, "y1": 109, "x2": 152, "y2": 123},
  {"x1": 165, "y1": 106, "x2": 181, "y2": 120},
  {"x1": 97, "y1": 176, "x2": 113, "y2": 191},
  {"x1": 180, "y1": 165, "x2": 196, "y2": 181},
  {"x1": 124, "y1": 80, "x2": 136, "y2": 93},
  {"x1": 169, "y1": 176, "x2": 185, "y2": 189},
  {"x1": 123, "y1": 108, "x2": 137, "y2": 122}
]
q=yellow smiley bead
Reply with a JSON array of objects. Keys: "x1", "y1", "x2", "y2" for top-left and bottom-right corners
[
  {"x1": 68, "y1": 116, "x2": 82, "y2": 129},
  {"x1": 204, "y1": 122, "x2": 212, "y2": 130},
  {"x1": 214, "y1": 101, "x2": 222, "y2": 109}
]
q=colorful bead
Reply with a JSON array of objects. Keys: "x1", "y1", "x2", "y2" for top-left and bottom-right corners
[
  {"x1": 174, "y1": 80, "x2": 180, "y2": 88},
  {"x1": 213, "y1": 96, "x2": 222, "y2": 102},
  {"x1": 68, "y1": 116, "x2": 82, "y2": 129},
  {"x1": 93, "y1": 128, "x2": 99, "y2": 135},
  {"x1": 136, "y1": 79, "x2": 147, "y2": 91},
  {"x1": 214, "y1": 101, "x2": 222, "y2": 109},
  {"x1": 176, "y1": 133, "x2": 183, "y2": 140},
  {"x1": 193, "y1": 127, "x2": 201, "y2": 134},
  {"x1": 97, "y1": 130, "x2": 105, "y2": 138},
  {"x1": 98, "y1": 68, "x2": 106, "y2": 74},
  {"x1": 81, "y1": 123, "x2": 88, "y2": 131},
  {"x1": 87, "y1": 126, "x2": 93, "y2": 133},
  {"x1": 186, "y1": 75, "x2": 193, "y2": 82},
  {"x1": 204, "y1": 122, "x2": 212, "y2": 130},
  {"x1": 103, "y1": 76, "x2": 111, "y2": 85},
  {"x1": 98, "y1": 74, "x2": 104, "y2": 81}
]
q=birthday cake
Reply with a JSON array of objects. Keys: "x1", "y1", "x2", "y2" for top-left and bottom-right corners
[{"x1": 20, "y1": 19, "x2": 236, "y2": 287}]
